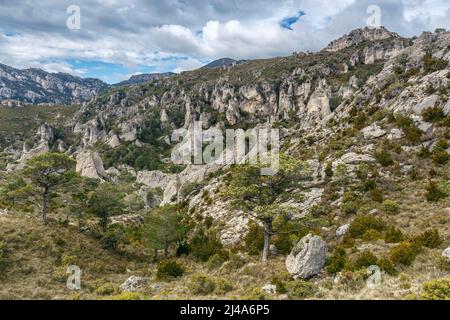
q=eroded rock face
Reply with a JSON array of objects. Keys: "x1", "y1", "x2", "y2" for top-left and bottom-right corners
[
  {"x1": 325, "y1": 27, "x2": 399, "y2": 52},
  {"x1": 361, "y1": 124, "x2": 386, "y2": 139},
  {"x1": 286, "y1": 234, "x2": 328, "y2": 279},
  {"x1": 75, "y1": 151, "x2": 108, "y2": 180}
]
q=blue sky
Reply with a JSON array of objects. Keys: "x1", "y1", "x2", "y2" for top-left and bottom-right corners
[{"x1": 0, "y1": 0, "x2": 449, "y2": 84}]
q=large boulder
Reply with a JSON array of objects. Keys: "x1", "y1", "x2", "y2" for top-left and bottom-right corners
[
  {"x1": 121, "y1": 276, "x2": 147, "y2": 292},
  {"x1": 76, "y1": 151, "x2": 108, "y2": 180},
  {"x1": 361, "y1": 124, "x2": 386, "y2": 139},
  {"x1": 286, "y1": 234, "x2": 328, "y2": 279}
]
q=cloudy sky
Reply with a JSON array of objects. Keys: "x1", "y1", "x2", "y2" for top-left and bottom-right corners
[{"x1": 0, "y1": 0, "x2": 449, "y2": 83}]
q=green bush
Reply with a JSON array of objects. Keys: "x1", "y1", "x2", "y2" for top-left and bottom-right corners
[
  {"x1": 414, "y1": 229, "x2": 442, "y2": 248},
  {"x1": 243, "y1": 222, "x2": 265, "y2": 256},
  {"x1": 423, "y1": 51, "x2": 449, "y2": 73},
  {"x1": 110, "y1": 292, "x2": 143, "y2": 300},
  {"x1": 156, "y1": 260, "x2": 184, "y2": 280},
  {"x1": 431, "y1": 140, "x2": 449, "y2": 165},
  {"x1": 362, "y1": 229, "x2": 382, "y2": 241},
  {"x1": 286, "y1": 280, "x2": 316, "y2": 299},
  {"x1": 326, "y1": 246, "x2": 348, "y2": 274},
  {"x1": 349, "y1": 215, "x2": 386, "y2": 239},
  {"x1": 188, "y1": 273, "x2": 216, "y2": 295},
  {"x1": 384, "y1": 226, "x2": 405, "y2": 243},
  {"x1": 374, "y1": 149, "x2": 394, "y2": 167},
  {"x1": 214, "y1": 277, "x2": 234, "y2": 295},
  {"x1": 95, "y1": 282, "x2": 117, "y2": 296},
  {"x1": 206, "y1": 251, "x2": 230, "y2": 270},
  {"x1": 340, "y1": 201, "x2": 359, "y2": 215},
  {"x1": 389, "y1": 242, "x2": 421, "y2": 266},
  {"x1": 422, "y1": 106, "x2": 445, "y2": 123},
  {"x1": 378, "y1": 257, "x2": 397, "y2": 275},
  {"x1": 325, "y1": 162, "x2": 333, "y2": 178},
  {"x1": 382, "y1": 200, "x2": 400, "y2": 215},
  {"x1": 190, "y1": 230, "x2": 224, "y2": 261},
  {"x1": 395, "y1": 115, "x2": 422, "y2": 144},
  {"x1": 425, "y1": 181, "x2": 448, "y2": 202},
  {"x1": 352, "y1": 250, "x2": 378, "y2": 270},
  {"x1": 420, "y1": 278, "x2": 450, "y2": 300},
  {"x1": 271, "y1": 272, "x2": 292, "y2": 294}
]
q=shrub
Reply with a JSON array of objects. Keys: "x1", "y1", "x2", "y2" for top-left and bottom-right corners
[
  {"x1": 176, "y1": 241, "x2": 191, "y2": 257},
  {"x1": 206, "y1": 252, "x2": 230, "y2": 270},
  {"x1": 190, "y1": 230, "x2": 224, "y2": 261},
  {"x1": 215, "y1": 277, "x2": 234, "y2": 295},
  {"x1": 271, "y1": 272, "x2": 292, "y2": 294},
  {"x1": 370, "y1": 188, "x2": 383, "y2": 203},
  {"x1": 0, "y1": 241, "x2": 6, "y2": 267},
  {"x1": 378, "y1": 257, "x2": 397, "y2": 275},
  {"x1": 422, "y1": 106, "x2": 445, "y2": 123},
  {"x1": 425, "y1": 181, "x2": 447, "y2": 202},
  {"x1": 243, "y1": 222, "x2": 264, "y2": 256},
  {"x1": 395, "y1": 115, "x2": 422, "y2": 144},
  {"x1": 352, "y1": 250, "x2": 378, "y2": 270},
  {"x1": 286, "y1": 280, "x2": 316, "y2": 299},
  {"x1": 325, "y1": 162, "x2": 333, "y2": 178},
  {"x1": 189, "y1": 274, "x2": 216, "y2": 295},
  {"x1": 414, "y1": 229, "x2": 442, "y2": 248},
  {"x1": 384, "y1": 226, "x2": 405, "y2": 243},
  {"x1": 340, "y1": 201, "x2": 359, "y2": 215},
  {"x1": 389, "y1": 242, "x2": 421, "y2": 266},
  {"x1": 374, "y1": 149, "x2": 394, "y2": 167},
  {"x1": 431, "y1": 140, "x2": 449, "y2": 165},
  {"x1": 363, "y1": 229, "x2": 382, "y2": 241},
  {"x1": 382, "y1": 200, "x2": 400, "y2": 215},
  {"x1": 95, "y1": 282, "x2": 117, "y2": 296},
  {"x1": 423, "y1": 51, "x2": 449, "y2": 73},
  {"x1": 420, "y1": 278, "x2": 450, "y2": 300},
  {"x1": 349, "y1": 215, "x2": 386, "y2": 239},
  {"x1": 326, "y1": 246, "x2": 348, "y2": 274},
  {"x1": 110, "y1": 292, "x2": 143, "y2": 300},
  {"x1": 156, "y1": 260, "x2": 184, "y2": 280}
]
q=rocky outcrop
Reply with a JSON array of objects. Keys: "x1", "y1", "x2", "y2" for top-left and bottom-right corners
[
  {"x1": 325, "y1": 27, "x2": 399, "y2": 52},
  {"x1": 286, "y1": 234, "x2": 328, "y2": 279},
  {"x1": 75, "y1": 151, "x2": 108, "y2": 180},
  {"x1": 121, "y1": 276, "x2": 147, "y2": 292},
  {"x1": 361, "y1": 124, "x2": 386, "y2": 139}
]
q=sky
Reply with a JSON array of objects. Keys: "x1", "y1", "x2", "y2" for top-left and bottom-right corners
[{"x1": 0, "y1": 0, "x2": 449, "y2": 84}]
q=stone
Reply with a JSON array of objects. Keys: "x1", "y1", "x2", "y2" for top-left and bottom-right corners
[
  {"x1": 361, "y1": 124, "x2": 386, "y2": 139},
  {"x1": 76, "y1": 151, "x2": 108, "y2": 180},
  {"x1": 262, "y1": 284, "x2": 277, "y2": 294},
  {"x1": 442, "y1": 247, "x2": 450, "y2": 260},
  {"x1": 339, "y1": 152, "x2": 375, "y2": 164},
  {"x1": 286, "y1": 234, "x2": 328, "y2": 279},
  {"x1": 0, "y1": 208, "x2": 9, "y2": 217},
  {"x1": 121, "y1": 276, "x2": 147, "y2": 292},
  {"x1": 387, "y1": 128, "x2": 404, "y2": 140},
  {"x1": 336, "y1": 224, "x2": 350, "y2": 238}
]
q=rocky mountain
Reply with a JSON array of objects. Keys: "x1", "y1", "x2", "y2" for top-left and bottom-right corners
[
  {"x1": 202, "y1": 58, "x2": 247, "y2": 69},
  {"x1": 0, "y1": 63, "x2": 108, "y2": 104},
  {"x1": 113, "y1": 72, "x2": 174, "y2": 87},
  {"x1": 0, "y1": 27, "x2": 449, "y2": 300}
]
